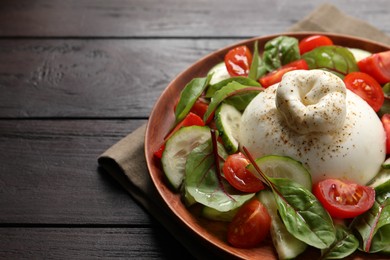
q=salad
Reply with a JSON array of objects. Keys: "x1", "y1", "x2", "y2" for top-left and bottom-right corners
[{"x1": 153, "y1": 34, "x2": 390, "y2": 259}]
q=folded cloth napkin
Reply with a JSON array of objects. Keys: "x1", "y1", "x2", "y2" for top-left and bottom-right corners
[{"x1": 98, "y1": 3, "x2": 390, "y2": 259}]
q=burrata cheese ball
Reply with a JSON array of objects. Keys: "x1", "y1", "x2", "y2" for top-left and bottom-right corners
[{"x1": 239, "y1": 70, "x2": 386, "y2": 185}]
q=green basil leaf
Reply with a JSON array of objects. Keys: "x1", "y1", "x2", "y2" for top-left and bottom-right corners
[
  {"x1": 205, "y1": 77, "x2": 260, "y2": 98},
  {"x1": 383, "y1": 82, "x2": 390, "y2": 97},
  {"x1": 351, "y1": 180, "x2": 390, "y2": 253},
  {"x1": 224, "y1": 91, "x2": 259, "y2": 112},
  {"x1": 378, "y1": 83, "x2": 390, "y2": 117},
  {"x1": 302, "y1": 46, "x2": 359, "y2": 76},
  {"x1": 263, "y1": 36, "x2": 300, "y2": 72},
  {"x1": 369, "y1": 224, "x2": 390, "y2": 253},
  {"x1": 257, "y1": 65, "x2": 268, "y2": 81},
  {"x1": 203, "y1": 81, "x2": 262, "y2": 122},
  {"x1": 184, "y1": 140, "x2": 254, "y2": 212},
  {"x1": 270, "y1": 178, "x2": 336, "y2": 249},
  {"x1": 378, "y1": 100, "x2": 390, "y2": 118},
  {"x1": 321, "y1": 225, "x2": 358, "y2": 259},
  {"x1": 175, "y1": 74, "x2": 211, "y2": 124},
  {"x1": 248, "y1": 41, "x2": 259, "y2": 80}
]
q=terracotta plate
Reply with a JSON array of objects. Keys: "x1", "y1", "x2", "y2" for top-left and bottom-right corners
[{"x1": 145, "y1": 33, "x2": 390, "y2": 259}]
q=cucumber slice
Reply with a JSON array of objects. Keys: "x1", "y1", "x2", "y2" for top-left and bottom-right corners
[
  {"x1": 348, "y1": 47, "x2": 372, "y2": 62},
  {"x1": 161, "y1": 125, "x2": 211, "y2": 190},
  {"x1": 182, "y1": 186, "x2": 197, "y2": 207},
  {"x1": 201, "y1": 206, "x2": 238, "y2": 222},
  {"x1": 368, "y1": 161, "x2": 390, "y2": 188},
  {"x1": 207, "y1": 62, "x2": 230, "y2": 85},
  {"x1": 215, "y1": 103, "x2": 242, "y2": 154},
  {"x1": 382, "y1": 157, "x2": 390, "y2": 169},
  {"x1": 382, "y1": 245, "x2": 390, "y2": 255},
  {"x1": 247, "y1": 155, "x2": 312, "y2": 190},
  {"x1": 257, "y1": 190, "x2": 307, "y2": 259}
]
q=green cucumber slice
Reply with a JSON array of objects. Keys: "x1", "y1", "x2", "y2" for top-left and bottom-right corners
[
  {"x1": 382, "y1": 157, "x2": 390, "y2": 169},
  {"x1": 347, "y1": 47, "x2": 372, "y2": 62},
  {"x1": 248, "y1": 155, "x2": 312, "y2": 190},
  {"x1": 201, "y1": 206, "x2": 238, "y2": 222},
  {"x1": 215, "y1": 103, "x2": 242, "y2": 154},
  {"x1": 368, "y1": 159, "x2": 390, "y2": 188},
  {"x1": 207, "y1": 62, "x2": 230, "y2": 85},
  {"x1": 257, "y1": 190, "x2": 307, "y2": 259},
  {"x1": 161, "y1": 125, "x2": 211, "y2": 190}
]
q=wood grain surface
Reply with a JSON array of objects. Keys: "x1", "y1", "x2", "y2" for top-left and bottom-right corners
[
  {"x1": 0, "y1": 0, "x2": 389, "y2": 37},
  {"x1": 0, "y1": 0, "x2": 389, "y2": 259}
]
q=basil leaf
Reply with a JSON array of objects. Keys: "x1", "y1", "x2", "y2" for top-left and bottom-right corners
[
  {"x1": 175, "y1": 74, "x2": 211, "y2": 124},
  {"x1": 184, "y1": 140, "x2": 254, "y2": 212},
  {"x1": 302, "y1": 46, "x2": 358, "y2": 76},
  {"x1": 203, "y1": 81, "x2": 262, "y2": 122},
  {"x1": 321, "y1": 225, "x2": 358, "y2": 259},
  {"x1": 205, "y1": 77, "x2": 260, "y2": 98},
  {"x1": 369, "y1": 224, "x2": 390, "y2": 253},
  {"x1": 248, "y1": 41, "x2": 259, "y2": 80},
  {"x1": 270, "y1": 178, "x2": 336, "y2": 249},
  {"x1": 263, "y1": 36, "x2": 300, "y2": 72},
  {"x1": 383, "y1": 82, "x2": 390, "y2": 97},
  {"x1": 351, "y1": 180, "x2": 390, "y2": 253},
  {"x1": 378, "y1": 83, "x2": 390, "y2": 117},
  {"x1": 257, "y1": 65, "x2": 268, "y2": 81},
  {"x1": 224, "y1": 91, "x2": 259, "y2": 112}
]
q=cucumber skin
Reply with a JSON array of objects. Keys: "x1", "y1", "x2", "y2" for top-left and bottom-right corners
[{"x1": 215, "y1": 103, "x2": 241, "y2": 154}]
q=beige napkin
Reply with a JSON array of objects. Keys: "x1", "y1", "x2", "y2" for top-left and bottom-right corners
[{"x1": 98, "y1": 3, "x2": 390, "y2": 259}]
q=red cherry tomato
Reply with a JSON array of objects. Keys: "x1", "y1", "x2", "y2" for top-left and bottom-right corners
[
  {"x1": 189, "y1": 98, "x2": 209, "y2": 119},
  {"x1": 343, "y1": 72, "x2": 384, "y2": 112},
  {"x1": 227, "y1": 199, "x2": 271, "y2": 248},
  {"x1": 358, "y1": 51, "x2": 390, "y2": 84},
  {"x1": 224, "y1": 46, "x2": 253, "y2": 77},
  {"x1": 259, "y1": 59, "x2": 308, "y2": 88},
  {"x1": 298, "y1": 35, "x2": 334, "y2": 54},
  {"x1": 154, "y1": 112, "x2": 205, "y2": 158},
  {"x1": 381, "y1": 114, "x2": 390, "y2": 154},
  {"x1": 223, "y1": 153, "x2": 265, "y2": 193},
  {"x1": 313, "y1": 179, "x2": 375, "y2": 219}
]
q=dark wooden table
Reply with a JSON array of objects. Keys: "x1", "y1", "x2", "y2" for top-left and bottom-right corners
[{"x1": 0, "y1": 1, "x2": 389, "y2": 258}]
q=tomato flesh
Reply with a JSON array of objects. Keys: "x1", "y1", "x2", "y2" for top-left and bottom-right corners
[
  {"x1": 381, "y1": 114, "x2": 390, "y2": 154},
  {"x1": 227, "y1": 199, "x2": 271, "y2": 248},
  {"x1": 343, "y1": 72, "x2": 384, "y2": 112},
  {"x1": 299, "y1": 35, "x2": 334, "y2": 54},
  {"x1": 358, "y1": 51, "x2": 390, "y2": 84},
  {"x1": 223, "y1": 153, "x2": 265, "y2": 193},
  {"x1": 189, "y1": 98, "x2": 209, "y2": 118},
  {"x1": 259, "y1": 59, "x2": 308, "y2": 88},
  {"x1": 154, "y1": 112, "x2": 205, "y2": 158},
  {"x1": 224, "y1": 46, "x2": 253, "y2": 77},
  {"x1": 313, "y1": 179, "x2": 375, "y2": 219}
]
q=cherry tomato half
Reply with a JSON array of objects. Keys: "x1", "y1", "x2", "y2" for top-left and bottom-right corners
[
  {"x1": 259, "y1": 59, "x2": 308, "y2": 88},
  {"x1": 299, "y1": 35, "x2": 334, "y2": 55},
  {"x1": 189, "y1": 98, "x2": 209, "y2": 119},
  {"x1": 381, "y1": 114, "x2": 390, "y2": 154},
  {"x1": 227, "y1": 199, "x2": 271, "y2": 248},
  {"x1": 313, "y1": 178, "x2": 375, "y2": 219},
  {"x1": 223, "y1": 153, "x2": 265, "y2": 193},
  {"x1": 344, "y1": 72, "x2": 384, "y2": 112},
  {"x1": 224, "y1": 46, "x2": 253, "y2": 77},
  {"x1": 154, "y1": 112, "x2": 205, "y2": 158},
  {"x1": 358, "y1": 50, "x2": 390, "y2": 84}
]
